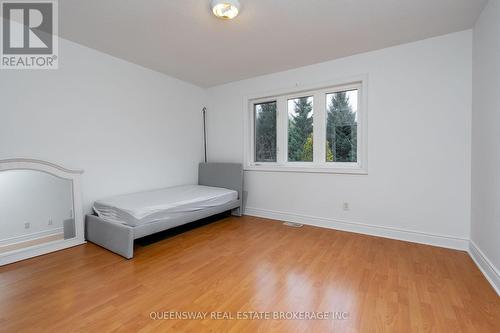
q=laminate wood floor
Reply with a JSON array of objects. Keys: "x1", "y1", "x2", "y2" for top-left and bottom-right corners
[{"x1": 0, "y1": 215, "x2": 498, "y2": 332}]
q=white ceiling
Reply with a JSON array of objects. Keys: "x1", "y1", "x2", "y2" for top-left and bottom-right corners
[{"x1": 59, "y1": 0, "x2": 486, "y2": 87}]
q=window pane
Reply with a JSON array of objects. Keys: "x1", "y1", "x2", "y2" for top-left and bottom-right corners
[
  {"x1": 288, "y1": 96, "x2": 314, "y2": 162},
  {"x1": 254, "y1": 101, "x2": 277, "y2": 162},
  {"x1": 326, "y1": 90, "x2": 358, "y2": 162}
]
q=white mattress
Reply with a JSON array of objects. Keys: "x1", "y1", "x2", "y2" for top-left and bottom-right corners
[{"x1": 93, "y1": 185, "x2": 238, "y2": 227}]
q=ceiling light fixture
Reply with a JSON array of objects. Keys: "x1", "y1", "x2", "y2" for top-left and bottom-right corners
[{"x1": 211, "y1": 0, "x2": 240, "y2": 20}]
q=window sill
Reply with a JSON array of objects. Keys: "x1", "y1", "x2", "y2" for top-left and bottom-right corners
[{"x1": 244, "y1": 165, "x2": 368, "y2": 175}]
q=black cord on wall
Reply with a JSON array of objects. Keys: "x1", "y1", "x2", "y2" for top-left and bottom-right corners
[{"x1": 202, "y1": 107, "x2": 207, "y2": 163}]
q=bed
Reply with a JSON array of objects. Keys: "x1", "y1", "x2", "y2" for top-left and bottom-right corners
[{"x1": 85, "y1": 163, "x2": 243, "y2": 259}]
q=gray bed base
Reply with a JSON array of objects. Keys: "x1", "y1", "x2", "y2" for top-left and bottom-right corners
[{"x1": 85, "y1": 163, "x2": 243, "y2": 259}]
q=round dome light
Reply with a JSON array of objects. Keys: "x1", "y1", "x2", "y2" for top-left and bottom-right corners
[{"x1": 211, "y1": 0, "x2": 240, "y2": 20}]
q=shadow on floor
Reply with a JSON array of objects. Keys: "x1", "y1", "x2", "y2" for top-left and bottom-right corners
[{"x1": 135, "y1": 211, "x2": 232, "y2": 247}]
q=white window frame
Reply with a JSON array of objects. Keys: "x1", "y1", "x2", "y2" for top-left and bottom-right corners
[{"x1": 243, "y1": 75, "x2": 368, "y2": 174}]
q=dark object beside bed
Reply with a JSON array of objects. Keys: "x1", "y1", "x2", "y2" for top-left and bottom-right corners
[{"x1": 85, "y1": 163, "x2": 243, "y2": 259}]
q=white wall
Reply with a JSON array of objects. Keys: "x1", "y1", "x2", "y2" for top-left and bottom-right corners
[
  {"x1": 471, "y1": 0, "x2": 500, "y2": 288},
  {"x1": 207, "y1": 31, "x2": 472, "y2": 249},
  {"x1": 0, "y1": 38, "x2": 206, "y2": 213}
]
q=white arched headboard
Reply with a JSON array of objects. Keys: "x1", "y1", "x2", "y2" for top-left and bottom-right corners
[{"x1": 0, "y1": 159, "x2": 85, "y2": 265}]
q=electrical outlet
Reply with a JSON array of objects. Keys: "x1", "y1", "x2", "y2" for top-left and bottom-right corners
[
  {"x1": 48, "y1": 218, "x2": 53, "y2": 225},
  {"x1": 24, "y1": 222, "x2": 30, "y2": 229},
  {"x1": 343, "y1": 202, "x2": 350, "y2": 211}
]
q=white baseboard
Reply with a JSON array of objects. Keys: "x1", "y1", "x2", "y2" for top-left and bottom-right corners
[
  {"x1": 468, "y1": 241, "x2": 500, "y2": 296},
  {"x1": 244, "y1": 207, "x2": 469, "y2": 251}
]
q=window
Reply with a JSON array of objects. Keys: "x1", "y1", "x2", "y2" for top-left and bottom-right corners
[
  {"x1": 288, "y1": 96, "x2": 313, "y2": 162},
  {"x1": 245, "y1": 79, "x2": 367, "y2": 174},
  {"x1": 326, "y1": 90, "x2": 358, "y2": 163},
  {"x1": 254, "y1": 101, "x2": 277, "y2": 162}
]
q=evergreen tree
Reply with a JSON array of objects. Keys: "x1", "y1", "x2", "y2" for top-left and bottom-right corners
[
  {"x1": 255, "y1": 102, "x2": 277, "y2": 161},
  {"x1": 326, "y1": 92, "x2": 357, "y2": 162},
  {"x1": 288, "y1": 97, "x2": 313, "y2": 161}
]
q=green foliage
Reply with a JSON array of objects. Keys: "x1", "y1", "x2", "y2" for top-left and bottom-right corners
[
  {"x1": 326, "y1": 142, "x2": 334, "y2": 161},
  {"x1": 302, "y1": 135, "x2": 313, "y2": 161},
  {"x1": 326, "y1": 92, "x2": 357, "y2": 162},
  {"x1": 255, "y1": 102, "x2": 277, "y2": 162},
  {"x1": 288, "y1": 97, "x2": 313, "y2": 161}
]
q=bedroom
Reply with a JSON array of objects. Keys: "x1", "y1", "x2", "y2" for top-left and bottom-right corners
[{"x1": 0, "y1": 0, "x2": 499, "y2": 332}]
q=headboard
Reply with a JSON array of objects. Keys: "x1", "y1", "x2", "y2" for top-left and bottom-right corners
[{"x1": 198, "y1": 163, "x2": 243, "y2": 203}]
